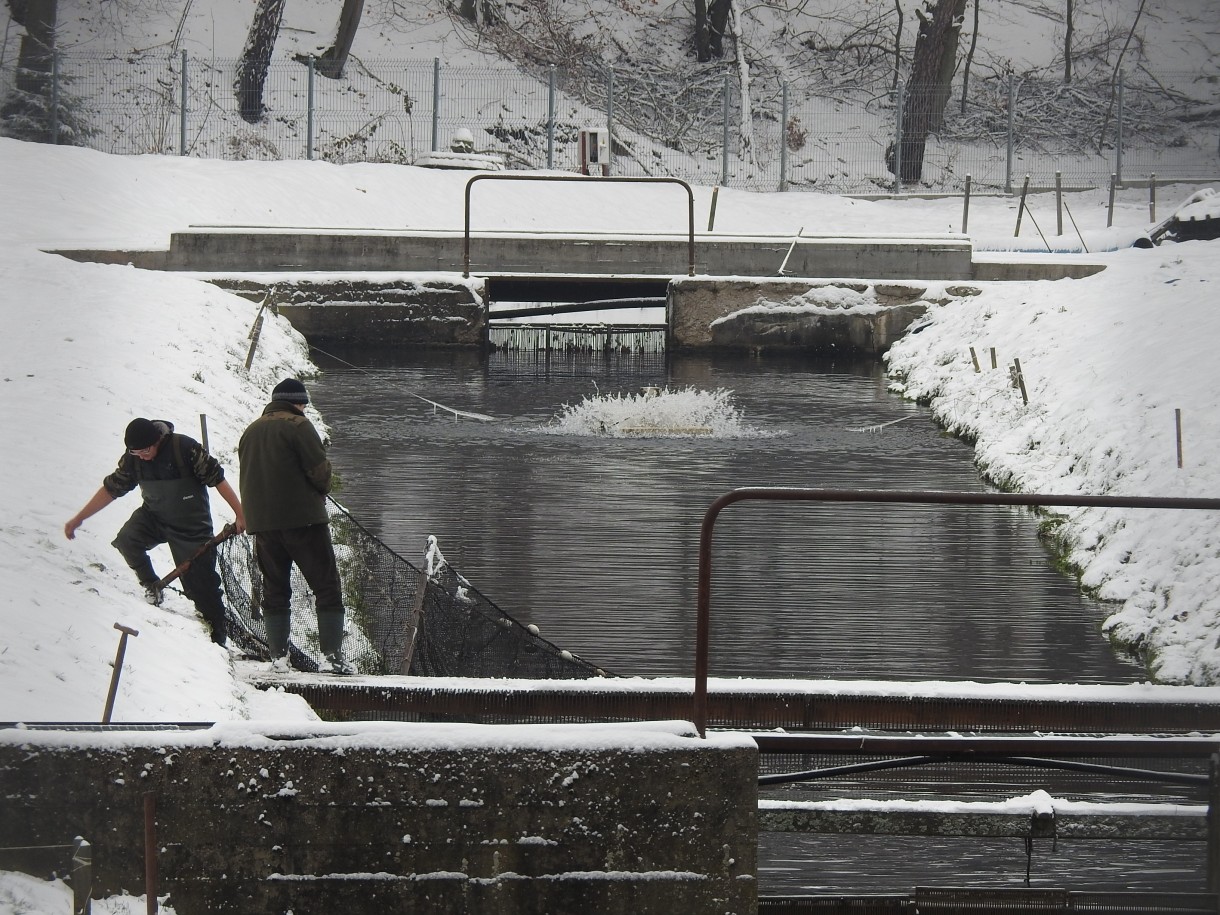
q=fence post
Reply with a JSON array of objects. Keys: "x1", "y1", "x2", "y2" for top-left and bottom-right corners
[
  {"x1": 431, "y1": 57, "x2": 440, "y2": 152},
  {"x1": 893, "y1": 79, "x2": 904, "y2": 194},
  {"x1": 547, "y1": 65, "x2": 556, "y2": 169},
  {"x1": 961, "y1": 174, "x2": 971, "y2": 233},
  {"x1": 721, "y1": 72, "x2": 730, "y2": 186},
  {"x1": 1055, "y1": 171, "x2": 1063, "y2": 235},
  {"x1": 1107, "y1": 172, "x2": 1116, "y2": 227},
  {"x1": 779, "y1": 81, "x2": 789, "y2": 192},
  {"x1": 179, "y1": 50, "x2": 188, "y2": 155},
  {"x1": 306, "y1": 57, "x2": 315, "y2": 160},
  {"x1": 1115, "y1": 72, "x2": 1124, "y2": 186},
  {"x1": 71, "y1": 836, "x2": 91, "y2": 915},
  {"x1": 1149, "y1": 173, "x2": 1156, "y2": 223},
  {"x1": 606, "y1": 67, "x2": 615, "y2": 175},
  {"x1": 50, "y1": 49, "x2": 60, "y2": 144},
  {"x1": 1005, "y1": 73, "x2": 1015, "y2": 194}
]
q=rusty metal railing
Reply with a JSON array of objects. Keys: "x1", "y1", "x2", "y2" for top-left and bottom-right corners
[
  {"x1": 463, "y1": 173, "x2": 696, "y2": 278},
  {"x1": 695, "y1": 487, "x2": 1220, "y2": 738}
]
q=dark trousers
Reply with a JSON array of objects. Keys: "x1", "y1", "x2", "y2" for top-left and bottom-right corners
[
  {"x1": 113, "y1": 506, "x2": 227, "y2": 645},
  {"x1": 253, "y1": 523, "x2": 345, "y2": 657}
]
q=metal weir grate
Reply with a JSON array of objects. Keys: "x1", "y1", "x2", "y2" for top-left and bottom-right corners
[{"x1": 489, "y1": 322, "x2": 666, "y2": 354}]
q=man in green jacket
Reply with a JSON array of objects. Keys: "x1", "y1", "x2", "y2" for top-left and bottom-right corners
[{"x1": 239, "y1": 378, "x2": 351, "y2": 674}]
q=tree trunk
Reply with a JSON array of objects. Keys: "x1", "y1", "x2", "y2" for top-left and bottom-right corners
[
  {"x1": 2, "y1": 0, "x2": 57, "y2": 141},
  {"x1": 960, "y1": 0, "x2": 979, "y2": 114},
  {"x1": 694, "y1": 0, "x2": 712, "y2": 62},
  {"x1": 315, "y1": 0, "x2": 365, "y2": 79},
  {"x1": 893, "y1": 0, "x2": 968, "y2": 183},
  {"x1": 235, "y1": 0, "x2": 286, "y2": 123},
  {"x1": 891, "y1": 0, "x2": 903, "y2": 90},
  {"x1": 1064, "y1": 0, "x2": 1074, "y2": 84},
  {"x1": 458, "y1": 0, "x2": 499, "y2": 26},
  {"x1": 13, "y1": 0, "x2": 55, "y2": 93},
  {"x1": 729, "y1": 0, "x2": 756, "y2": 169},
  {"x1": 708, "y1": 0, "x2": 731, "y2": 58}
]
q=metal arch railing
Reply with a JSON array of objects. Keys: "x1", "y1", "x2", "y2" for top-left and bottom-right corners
[
  {"x1": 462, "y1": 173, "x2": 696, "y2": 278},
  {"x1": 694, "y1": 487, "x2": 1220, "y2": 739}
]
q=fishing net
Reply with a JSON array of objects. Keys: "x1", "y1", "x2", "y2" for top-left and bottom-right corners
[{"x1": 215, "y1": 500, "x2": 610, "y2": 679}]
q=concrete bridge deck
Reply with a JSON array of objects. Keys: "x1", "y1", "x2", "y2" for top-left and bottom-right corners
[{"x1": 54, "y1": 225, "x2": 1105, "y2": 283}]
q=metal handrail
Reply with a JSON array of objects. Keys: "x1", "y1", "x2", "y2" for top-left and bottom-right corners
[
  {"x1": 463, "y1": 173, "x2": 696, "y2": 278},
  {"x1": 694, "y1": 487, "x2": 1220, "y2": 738}
]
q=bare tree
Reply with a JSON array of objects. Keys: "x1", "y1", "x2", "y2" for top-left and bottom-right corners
[
  {"x1": 1064, "y1": 0, "x2": 1074, "y2": 83},
  {"x1": 892, "y1": 0, "x2": 903, "y2": 90},
  {"x1": 728, "y1": 0, "x2": 756, "y2": 168},
  {"x1": 960, "y1": 0, "x2": 979, "y2": 113},
  {"x1": 313, "y1": 0, "x2": 365, "y2": 79},
  {"x1": 236, "y1": 0, "x2": 286, "y2": 123},
  {"x1": 890, "y1": 0, "x2": 969, "y2": 182},
  {"x1": 1096, "y1": 0, "x2": 1148, "y2": 151}
]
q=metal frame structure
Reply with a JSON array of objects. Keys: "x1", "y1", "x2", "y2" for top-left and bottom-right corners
[{"x1": 462, "y1": 173, "x2": 696, "y2": 278}]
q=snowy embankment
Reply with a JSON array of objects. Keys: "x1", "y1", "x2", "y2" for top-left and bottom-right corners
[
  {"x1": 0, "y1": 244, "x2": 320, "y2": 722},
  {"x1": 886, "y1": 242, "x2": 1220, "y2": 684}
]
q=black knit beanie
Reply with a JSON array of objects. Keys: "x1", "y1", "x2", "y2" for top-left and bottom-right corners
[
  {"x1": 124, "y1": 418, "x2": 161, "y2": 450},
  {"x1": 272, "y1": 378, "x2": 310, "y2": 405}
]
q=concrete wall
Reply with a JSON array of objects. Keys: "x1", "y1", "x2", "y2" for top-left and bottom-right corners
[
  {"x1": 0, "y1": 721, "x2": 758, "y2": 915},
  {"x1": 217, "y1": 276, "x2": 487, "y2": 346},
  {"x1": 668, "y1": 278, "x2": 981, "y2": 354}
]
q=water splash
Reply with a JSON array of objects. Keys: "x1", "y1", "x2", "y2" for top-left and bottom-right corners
[{"x1": 538, "y1": 386, "x2": 770, "y2": 438}]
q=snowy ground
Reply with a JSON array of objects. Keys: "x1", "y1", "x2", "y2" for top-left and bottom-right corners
[{"x1": 0, "y1": 136, "x2": 1218, "y2": 906}]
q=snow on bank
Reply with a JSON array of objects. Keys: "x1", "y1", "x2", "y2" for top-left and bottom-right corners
[
  {"x1": 0, "y1": 245, "x2": 319, "y2": 722},
  {"x1": 886, "y1": 242, "x2": 1220, "y2": 683}
]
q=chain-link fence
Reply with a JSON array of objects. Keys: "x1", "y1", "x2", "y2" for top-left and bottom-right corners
[
  {"x1": 2, "y1": 51, "x2": 1217, "y2": 194},
  {"x1": 217, "y1": 500, "x2": 610, "y2": 679}
]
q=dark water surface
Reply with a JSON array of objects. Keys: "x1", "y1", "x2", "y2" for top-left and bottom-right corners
[
  {"x1": 309, "y1": 346, "x2": 1204, "y2": 892},
  {"x1": 311, "y1": 346, "x2": 1139, "y2": 684}
]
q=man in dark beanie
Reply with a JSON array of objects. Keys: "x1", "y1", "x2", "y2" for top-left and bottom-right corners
[
  {"x1": 65, "y1": 418, "x2": 246, "y2": 647},
  {"x1": 239, "y1": 378, "x2": 352, "y2": 674}
]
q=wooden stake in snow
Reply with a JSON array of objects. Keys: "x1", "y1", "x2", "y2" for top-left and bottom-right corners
[
  {"x1": 1176, "y1": 408, "x2": 1184, "y2": 468},
  {"x1": 1014, "y1": 175, "x2": 1030, "y2": 236},
  {"x1": 1011, "y1": 358, "x2": 1029, "y2": 405},
  {"x1": 969, "y1": 346, "x2": 981, "y2": 372},
  {"x1": 990, "y1": 347, "x2": 998, "y2": 370}
]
